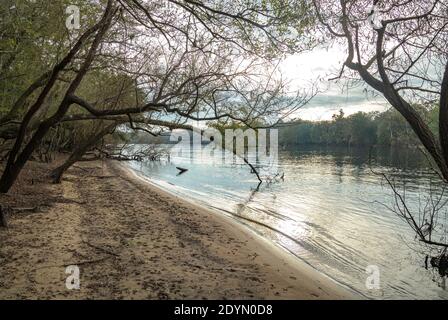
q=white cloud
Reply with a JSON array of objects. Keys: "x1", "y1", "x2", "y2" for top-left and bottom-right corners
[{"x1": 279, "y1": 45, "x2": 389, "y2": 121}]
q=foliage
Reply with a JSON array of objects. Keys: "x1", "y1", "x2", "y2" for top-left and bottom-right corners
[{"x1": 278, "y1": 107, "x2": 440, "y2": 148}]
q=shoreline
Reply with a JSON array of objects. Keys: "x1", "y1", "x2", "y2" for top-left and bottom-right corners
[
  {"x1": 121, "y1": 163, "x2": 362, "y2": 299},
  {"x1": 0, "y1": 159, "x2": 359, "y2": 299}
]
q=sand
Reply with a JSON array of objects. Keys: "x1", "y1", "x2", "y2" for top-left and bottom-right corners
[{"x1": 0, "y1": 159, "x2": 358, "y2": 299}]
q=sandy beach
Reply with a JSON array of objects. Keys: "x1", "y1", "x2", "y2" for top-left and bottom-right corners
[{"x1": 0, "y1": 159, "x2": 357, "y2": 299}]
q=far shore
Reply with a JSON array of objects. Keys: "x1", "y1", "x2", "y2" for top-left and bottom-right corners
[{"x1": 0, "y1": 159, "x2": 359, "y2": 299}]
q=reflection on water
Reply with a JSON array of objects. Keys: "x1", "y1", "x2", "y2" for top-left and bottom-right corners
[{"x1": 128, "y1": 144, "x2": 448, "y2": 299}]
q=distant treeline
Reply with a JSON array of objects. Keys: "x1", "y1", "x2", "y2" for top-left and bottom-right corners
[
  {"x1": 278, "y1": 106, "x2": 439, "y2": 148},
  {"x1": 128, "y1": 106, "x2": 439, "y2": 148}
]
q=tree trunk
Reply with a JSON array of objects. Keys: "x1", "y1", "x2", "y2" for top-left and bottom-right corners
[
  {"x1": 383, "y1": 88, "x2": 448, "y2": 181},
  {"x1": 439, "y1": 61, "x2": 448, "y2": 168},
  {"x1": 0, "y1": 1, "x2": 115, "y2": 193},
  {"x1": 51, "y1": 124, "x2": 116, "y2": 183},
  {"x1": 0, "y1": 71, "x2": 50, "y2": 126},
  {"x1": 0, "y1": 205, "x2": 10, "y2": 228},
  {"x1": 348, "y1": 60, "x2": 448, "y2": 181}
]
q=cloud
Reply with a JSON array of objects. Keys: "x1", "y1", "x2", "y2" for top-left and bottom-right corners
[{"x1": 280, "y1": 45, "x2": 389, "y2": 121}]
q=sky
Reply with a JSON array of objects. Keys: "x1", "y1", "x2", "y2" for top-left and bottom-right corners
[{"x1": 279, "y1": 45, "x2": 389, "y2": 121}]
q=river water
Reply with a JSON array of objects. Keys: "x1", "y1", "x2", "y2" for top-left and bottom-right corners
[{"x1": 127, "y1": 144, "x2": 448, "y2": 299}]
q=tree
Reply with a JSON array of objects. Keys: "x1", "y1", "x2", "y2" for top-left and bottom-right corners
[
  {"x1": 311, "y1": 0, "x2": 448, "y2": 249},
  {"x1": 0, "y1": 0, "x2": 313, "y2": 192},
  {"x1": 347, "y1": 112, "x2": 376, "y2": 146},
  {"x1": 0, "y1": 0, "x2": 101, "y2": 123},
  {"x1": 0, "y1": 0, "x2": 117, "y2": 192},
  {"x1": 312, "y1": 0, "x2": 448, "y2": 180}
]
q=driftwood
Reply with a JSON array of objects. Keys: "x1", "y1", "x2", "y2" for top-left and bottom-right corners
[
  {"x1": 13, "y1": 206, "x2": 39, "y2": 213},
  {"x1": 242, "y1": 157, "x2": 262, "y2": 184},
  {"x1": 82, "y1": 240, "x2": 119, "y2": 257},
  {"x1": 32, "y1": 256, "x2": 112, "y2": 272},
  {"x1": 0, "y1": 205, "x2": 40, "y2": 228},
  {"x1": 176, "y1": 167, "x2": 188, "y2": 176},
  {"x1": 430, "y1": 251, "x2": 448, "y2": 277},
  {"x1": 90, "y1": 175, "x2": 116, "y2": 179}
]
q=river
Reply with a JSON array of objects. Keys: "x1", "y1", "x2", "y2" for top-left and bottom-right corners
[{"x1": 127, "y1": 144, "x2": 448, "y2": 299}]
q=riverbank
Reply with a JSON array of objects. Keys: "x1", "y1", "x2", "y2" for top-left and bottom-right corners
[{"x1": 0, "y1": 159, "x2": 357, "y2": 299}]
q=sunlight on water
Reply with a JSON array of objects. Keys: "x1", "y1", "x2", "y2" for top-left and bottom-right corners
[{"x1": 128, "y1": 145, "x2": 448, "y2": 299}]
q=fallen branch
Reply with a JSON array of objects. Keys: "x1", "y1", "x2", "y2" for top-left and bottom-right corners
[
  {"x1": 12, "y1": 206, "x2": 39, "y2": 213},
  {"x1": 176, "y1": 167, "x2": 188, "y2": 175},
  {"x1": 242, "y1": 157, "x2": 262, "y2": 184},
  {"x1": 63, "y1": 256, "x2": 111, "y2": 267},
  {"x1": 82, "y1": 240, "x2": 120, "y2": 257},
  {"x1": 32, "y1": 256, "x2": 113, "y2": 272},
  {"x1": 72, "y1": 165, "x2": 89, "y2": 172},
  {"x1": 89, "y1": 175, "x2": 116, "y2": 179}
]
